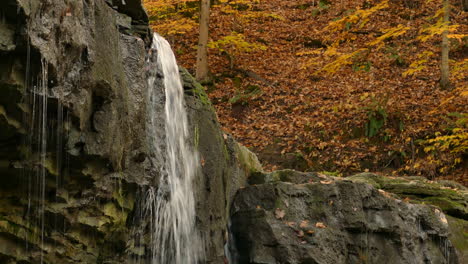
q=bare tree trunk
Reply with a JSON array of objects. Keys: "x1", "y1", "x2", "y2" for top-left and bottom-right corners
[
  {"x1": 196, "y1": 0, "x2": 210, "y2": 82},
  {"x1": 440, "y1": 0, "x2": 451, "y2": 89}
]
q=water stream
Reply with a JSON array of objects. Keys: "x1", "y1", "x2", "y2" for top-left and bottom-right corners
[{"x1": 143, "y1": 33, "x2": 203, "y2": 264}]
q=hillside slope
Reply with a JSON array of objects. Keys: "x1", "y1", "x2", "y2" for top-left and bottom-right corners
[{"x1": 145, "y1": 0, "x2": 467, "y2": 184}]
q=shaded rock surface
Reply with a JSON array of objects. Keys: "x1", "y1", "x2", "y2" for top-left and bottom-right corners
[
  {"x1": 0, "y1": 0, "x2": 260, "y2": 263},
  {"x1": 231, "y1": 171, "x2": 467, "y2": 264}
]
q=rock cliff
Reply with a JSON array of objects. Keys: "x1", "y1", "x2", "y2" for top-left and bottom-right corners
[{"x1": 0, "y1": 0, "x2": 259, "y2": 262}]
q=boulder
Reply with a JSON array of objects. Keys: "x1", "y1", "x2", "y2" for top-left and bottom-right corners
[{"x1": 230, "y1": 171, "x2": 466, "y2": 263}]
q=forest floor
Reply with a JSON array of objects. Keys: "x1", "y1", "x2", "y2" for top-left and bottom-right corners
[{"x1": 147, "y1": 0, "x2": 467, "y2": 185}]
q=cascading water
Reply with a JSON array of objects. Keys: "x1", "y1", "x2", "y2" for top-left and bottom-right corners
[{"x1": 142, "y1": 33, "x2": 204, "y2": 264}]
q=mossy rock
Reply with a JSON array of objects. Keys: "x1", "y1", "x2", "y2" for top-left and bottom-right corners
[
  {"x1": 248, "y1": 169, "x2": 329, "y2": 185},
  {"x1": 235, "y1": 143, "x2": 262, "y2": 176},
  {"x1": 348, "y1": 173, "x2": 468, "y2": 220},
  {"x1": 447, "y1": 216, "x2": 468, "y2": 262},
  {"x1": 180, "y1": 67, "x2": 212, "y2": 107}
]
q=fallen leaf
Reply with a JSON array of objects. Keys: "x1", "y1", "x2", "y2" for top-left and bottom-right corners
[
  {"x1": 297, "y1": 230, "x2": 304, "y2": 237},
  {"x1": 317, "y1": 173, "x2": 328, "y2": 179},
  {"x1": 434, "y1": 209, "x2": 448, "y2": 224},
  {"x1": 378, "y1": 189, "x2": 391, "y2": 198},
  {"x1": 299, "y1": 220, "x2": 309, "y2": 228},
  {"x1": 315, "y1": 222, "x2": 326, "y2": 228},
  {"x1": 320, "y1": 180, "x2": 333, "y2": 184},
  {"x1": 275, "y1": 208, "x2": 285, "y2": 219}
]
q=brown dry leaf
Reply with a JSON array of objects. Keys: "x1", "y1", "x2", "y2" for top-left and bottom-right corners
[
  {"x1": 286, "y1": 221, "x2": 296, "y2": 227},
  {"x1": 297, "y1": 230, "x2": 304, "y2": 237},
  {"x1": 201, "y1": 158, "x2": 206, "y2": 167},
  {"x1": 299, "y1": 220, "x2": 309, "y2": 229},
  {"x1": 317, "y1": 173, "x2": 328, "y2": 179},
  {"x1": 315, "y1": 222, "x2": 327, "y2": 228},
  {"x1": 320, "y1": 180, "x2": 333, "y2": 184},
  {"x1": 378, "y1": 189, "x2": 391, "y2": 198},
  {"x1": 307, "y1": 230, "x2": 315, "y2": 234},
  {"x1": 329, "y1": 200, "x2": 334, "y2": 206},
  {"x1": 275, "y1": 208, "x2": 285, "y2": 219},
  {"x1": 434, "y1": 209, "x2": 448, "y2": 224},
  {"x1": 256, "y1": 205, "x2": 262, "y2": 209}
]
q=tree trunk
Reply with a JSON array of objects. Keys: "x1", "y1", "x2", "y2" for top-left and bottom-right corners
[
  {"x1": 196, "y1": 0, "x2": 210, "y2": 82},
  {"x1": 440, "y1": 0, "x2": 451, "y2": 89}
]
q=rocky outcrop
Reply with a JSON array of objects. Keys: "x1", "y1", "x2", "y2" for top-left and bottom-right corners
[
  {"x1": 231, "y1": 171, "x2": 467, "y2": 263},
  {"x1": 348, "y1": 173, "x2": 468, "y2": 220},
  {"x1": 0, "y1": 1, "x2": 261, "y2": 263},
  {"x1": 183, "y1": 68, "x2": 263, "y2": 263}
]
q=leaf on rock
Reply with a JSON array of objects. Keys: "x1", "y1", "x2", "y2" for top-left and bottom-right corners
[
  {"x1": 315, "y1": 222, "x2": 327, "y2": 228},
  {"x1": 275, "y1": 208, "x2": 285, "y2": 219}
]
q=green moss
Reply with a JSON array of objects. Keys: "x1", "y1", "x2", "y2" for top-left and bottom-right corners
[
  {"x1": 192, "y1": 82, "x2": 211, "y2": 106},
  {"x1": 194, "y1": 124, "x2": 199, "y2": 148},
  {"x1": 223, "y1": 142, "x2": 229, "y2": 161},
  {"x1": 236, "y1": 143, "x2": 262, "y2": 175},
  {"x1": 347, "y1": 173, "x2": 382, "y2": 188},
  {"x1": 422, "y1": 197, "x2": 467, "y2": 218},
  {"x1": 276, "y1": 170, "x2": 296, "y2": 182},
  {"x1": 320, "y1": 171, "x2": 342, "y2": 177},
  {"x1": 348, "y1": 173, "x2": 467, "y2": 219},
  {"x1": 77, "y1": 210, "x2": 109, "y2": 228},
  {"x1": 111, "y1": 179, "x2": 135, "y2": 211},
  {"x1": 274, "y1": 198, "x2": 287, "y2": 210},
  {"x1": 43, "y1": 157, "x2": 59, "y2": 176},
  {"x1": 103, "y1": 203, "x2": 120, "y2": 220},
  {"x1": 383, "y1": 183, "x2": 462, "y2": 200},
  {"x1": 447, "y1": 216, "x2": 468, "y2": 259},
  {"x1": 180, "y1": 68, "x2": 213, "y2": 107}
]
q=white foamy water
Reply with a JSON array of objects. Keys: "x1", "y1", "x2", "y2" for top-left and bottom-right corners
[{"x1": 143, "y1": 33, "x2": 203, "y2": 264}]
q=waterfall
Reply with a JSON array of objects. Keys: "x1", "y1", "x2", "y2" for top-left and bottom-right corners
[{"x1": 142, "y1": 33, "x2": 203, "y2": 264}]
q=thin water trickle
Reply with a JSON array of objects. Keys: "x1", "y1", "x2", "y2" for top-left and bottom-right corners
[
  {"x1": 142, "y1": 33, "x2": 203, "y2": 264},
  {"x1": 25, "y1": 57, "x2": 49, "y2": 264},
  {"x1": 225, "y1": 220, "x2": 239, "y2": 264},
  {"x1": 39, "y1": 58, "x2": 48, "y2": 264}
]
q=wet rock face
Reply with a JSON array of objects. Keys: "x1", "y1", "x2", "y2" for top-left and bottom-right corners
[
  {"x1": 183, "y1": 68, "x2": 263, "y2": 263},
  {"x1": 230, "y1": 171, "x2": 465, "y2": 264},
  {"x1": 0, "y1": 1, "x2": 259, "y2": 263},
  {"x1": 0, "y1": 0, "x2": 152, "y2": 263}
]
